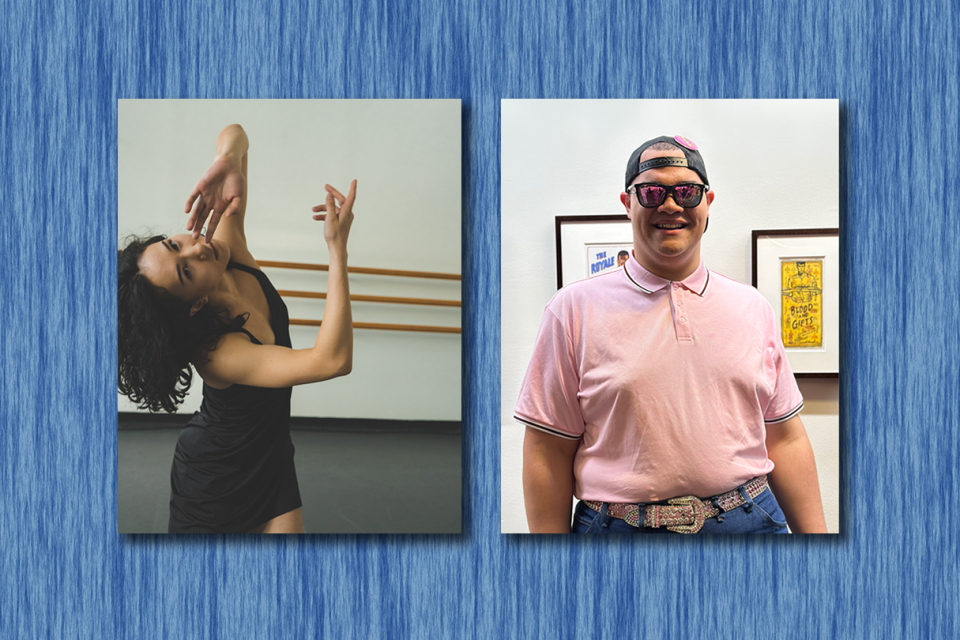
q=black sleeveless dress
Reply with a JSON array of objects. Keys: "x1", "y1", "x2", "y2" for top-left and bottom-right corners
[{"x1": 168, "y1": 261, "x2": 302, "y2": 533}]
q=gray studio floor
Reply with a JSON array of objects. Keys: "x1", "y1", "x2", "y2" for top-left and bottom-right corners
[{"x1": 118, "y1": 426, "x2": 461, "y2": 534}]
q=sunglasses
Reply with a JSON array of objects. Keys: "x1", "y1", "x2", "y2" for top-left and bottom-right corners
[{"x1": 627, "y1": 182, "x2": 708, "y2": 208}]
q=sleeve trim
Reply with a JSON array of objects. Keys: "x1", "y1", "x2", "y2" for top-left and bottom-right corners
[
  {"x1": 514, "y1": 415, "x2": 582, "y2": 440},
  {"x1": 764, "y1": 402, "x2": 804, "y2": 424}
]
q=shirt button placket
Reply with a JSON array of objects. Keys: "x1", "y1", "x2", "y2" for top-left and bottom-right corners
[{"x1": 673, "y1": 284, "x2": 693, "y2": 343}]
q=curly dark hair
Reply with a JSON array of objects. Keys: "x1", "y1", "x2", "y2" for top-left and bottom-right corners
[{"x1": 118, "y1": 235, "x2": 247, "y2": 413}]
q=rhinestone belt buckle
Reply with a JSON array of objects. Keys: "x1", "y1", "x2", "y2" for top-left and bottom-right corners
[{"x1": 665, "y1": 496, "x2": 707, "y2": 534}]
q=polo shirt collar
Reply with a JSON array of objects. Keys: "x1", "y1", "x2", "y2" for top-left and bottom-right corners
[{"x1": 623, "y1": 255, "x2": 710, "y2": 296}]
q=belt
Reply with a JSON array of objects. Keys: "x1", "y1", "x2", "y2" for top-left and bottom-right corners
[{"x1": 583, "y1": 475, "x2": 769, "y2": 534}]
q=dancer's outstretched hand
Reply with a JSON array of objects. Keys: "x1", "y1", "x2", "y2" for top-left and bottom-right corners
[
  {"x1": 185, "y1": 153, "x2": 246, "y2": 243},
  {"x1": 312, "y1": 180, "x2": 357, "y2": 252}
]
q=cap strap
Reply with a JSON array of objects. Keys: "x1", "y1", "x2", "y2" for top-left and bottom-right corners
[{"x1": 635, "y1": 156, "x2": 690, "y2": 175}]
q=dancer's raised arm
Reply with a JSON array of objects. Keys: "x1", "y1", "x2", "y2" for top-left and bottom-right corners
[
  {"x1": 185, "y1": 124, "x2": 249, "y2": 244},
  {"x1": 196, "y1": 181, "x2": 357, "y2": 388}
]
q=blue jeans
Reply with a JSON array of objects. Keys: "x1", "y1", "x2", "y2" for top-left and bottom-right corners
[{"x1": 571, "y1": 486, "x2": 789, "y2": 534}]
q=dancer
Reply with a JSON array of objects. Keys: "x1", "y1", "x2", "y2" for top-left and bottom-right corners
[{"x1": 118, "y1": 124, "x2": 356, "y2": 533}]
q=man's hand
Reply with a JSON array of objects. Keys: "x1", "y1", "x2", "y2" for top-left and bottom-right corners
[{"x1": 185, "y1": 153, "x2": 246, "y2": 243}]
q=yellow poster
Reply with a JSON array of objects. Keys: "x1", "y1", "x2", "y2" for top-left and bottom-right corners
[{"x1": 781, "y1": 260, "x2": 823, "y2": 348}]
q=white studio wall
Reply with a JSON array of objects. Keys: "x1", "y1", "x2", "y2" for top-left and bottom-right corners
[
  {"x1": 500, "y1": 99, "x2": 840, "y2": 533},
  {"x1": 118, "y1": 100, "x2": 461, "y2": 421}
]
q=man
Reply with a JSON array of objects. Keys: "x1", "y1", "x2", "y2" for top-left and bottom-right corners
[
  {"x1": 515, "y1": 135, "x2": 827, "y2": 534},
  {"x1": 786, "y1": 261, "x2": 820, "y2": 304}
]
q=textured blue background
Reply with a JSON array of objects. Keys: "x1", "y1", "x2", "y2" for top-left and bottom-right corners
[{"x1": 1, "y1": 0, "x2": 957, "y2": 637}]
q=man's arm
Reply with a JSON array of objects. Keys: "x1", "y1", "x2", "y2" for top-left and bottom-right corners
[
  {"x1": 522, "y1": 427, "x2": 580, "y2": 533},
  {"x1": 765, "y1": 415, "x2": 828, "y2": 533}
]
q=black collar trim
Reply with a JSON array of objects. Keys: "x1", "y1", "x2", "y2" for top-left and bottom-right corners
[
  {"x1": 695, "y1": 269, "x2": 710, "y2": 297},
  {"x1": 623, "y1": 265, "x2": 655, "y2": 294}
]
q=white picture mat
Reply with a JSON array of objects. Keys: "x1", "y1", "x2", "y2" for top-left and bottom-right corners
[
  {"x1": 756, "y1": 234, "x2": 840, "y2": 374},
  {"x1": 558, "y1": 219, "x2": 632, "y2": 287}
]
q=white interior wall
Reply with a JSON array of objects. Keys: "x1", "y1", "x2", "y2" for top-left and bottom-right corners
[
  {"x1": 118, "y1": 100, "x2": 461, "y2": 421},
  {"x1": 500, "y1": 99, "x2": 840, "y2": 533}
]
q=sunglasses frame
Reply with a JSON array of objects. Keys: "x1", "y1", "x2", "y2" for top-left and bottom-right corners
[{"x1": 627, "y1": 182, "x2": 709, "y2": 208}]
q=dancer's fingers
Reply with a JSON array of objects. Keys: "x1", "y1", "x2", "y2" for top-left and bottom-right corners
[
  {"x1": 204, "y1": 212, "x2": 222, "y2": 243},
  {"x1": 188, "y1": 198, "x2": 210, "y2": 238},
  {"x1": 222, "y1": 197, "x2": 242, "y2": 219},
  {"x1": 184, "y1": 186, "x2": 201, "y2": 214},
  {"x1": 343, "y1": 180, "x2": 357, "y2": 207},
  {"x1": 325, "y1": 184, "x2": 346, "y2": 206}
]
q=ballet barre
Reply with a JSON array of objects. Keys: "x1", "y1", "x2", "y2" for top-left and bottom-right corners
[
  {"x1": 258, "y1": 260, "x2": 461, "y2": 281},
  {"x1": 288, "y1": 319, "x2": 461, "y2": 334},
  {"x1": 275, "y1": 290, "x2": 461, "y2": 308},
  {"x1": 261, "y1": 260, "x2": 462, "y2": 335}
]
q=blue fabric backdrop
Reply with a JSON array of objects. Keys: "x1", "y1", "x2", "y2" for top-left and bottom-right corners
[{"x1": 1, "y1": 0, "x2": 956, "y2": 637}]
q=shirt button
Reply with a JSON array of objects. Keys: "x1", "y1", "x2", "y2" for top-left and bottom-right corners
[
  {"x1": 680, "y1": 317, "x2": 686, "y2": 323},
  {"x1": 673, "y1": 283, "x2": 679, "y2": 289}
]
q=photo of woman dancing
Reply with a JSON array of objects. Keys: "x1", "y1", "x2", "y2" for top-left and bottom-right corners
[{"x1": 118, "y1": 124, "x2": 356, "y2": 533}]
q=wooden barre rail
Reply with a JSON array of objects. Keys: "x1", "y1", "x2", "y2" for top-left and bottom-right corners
[
  {"x1": 259, "y1": 260, "x2": 461, "y2": 281},
  {"x1": 289, "y1": 319, "x2": 461, "y2": 334},
  {"x1": 267, "y1": 259, "x2": 462, "y2": 334},
  {"x1": 114, "y1": 249, "x2": 461, "y2": 334},
  {"x1": 276, "y1": 289, "x2": 461, "y2": 308}
]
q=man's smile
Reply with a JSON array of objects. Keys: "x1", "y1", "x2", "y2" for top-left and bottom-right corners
[{"x1": 653, "y1": 222, "x2": 689, "y2": 231}]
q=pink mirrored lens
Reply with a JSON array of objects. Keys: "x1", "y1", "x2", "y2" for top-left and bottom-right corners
[
  {"x1": 638, "y1": 185, "x2": 666, "y2": 207},
  {"x1": 673, "y1": 185, "x2": 700, "y2": 205}
]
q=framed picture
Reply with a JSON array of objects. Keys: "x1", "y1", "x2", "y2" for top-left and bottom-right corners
[
  {"x1": 555, "y1": 215, "x2": 632, "y2": 289},
  {"x1": 752, "y1": 228, "x2": 840, "y2": 378}
]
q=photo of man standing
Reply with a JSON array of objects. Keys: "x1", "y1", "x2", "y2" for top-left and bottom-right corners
[{"x1": 516, "y1": 135, "x2": 826, "y2": 534}]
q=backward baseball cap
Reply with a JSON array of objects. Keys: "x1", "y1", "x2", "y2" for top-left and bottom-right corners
[{"x1": 625, "y1": 135, "x2": 709, "y2": 189}]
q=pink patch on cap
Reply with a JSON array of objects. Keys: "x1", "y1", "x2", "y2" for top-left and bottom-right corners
[{"x1": 674, "y1": 135, "x2": 698, "y2": 150}]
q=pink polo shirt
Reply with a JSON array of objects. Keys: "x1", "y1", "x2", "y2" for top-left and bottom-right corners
[{"x1": 515, "y1": 257, "x2": 803, "y2": 502}]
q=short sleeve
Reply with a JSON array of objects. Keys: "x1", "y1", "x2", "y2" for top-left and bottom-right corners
[
  {"x1": 514, "y1": 305, "x2": 585, "y2": 440},
  {"x1": 759, "y1": 300, "x2": 804, "y2": 423}
]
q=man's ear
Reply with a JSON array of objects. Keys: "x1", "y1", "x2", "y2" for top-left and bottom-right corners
[
  {"x1": 189, "y1": 296, "x2": 208, "y2": 317},
  {"x1": 620, "y1": 192, "x2": 632, "y2": 218}
]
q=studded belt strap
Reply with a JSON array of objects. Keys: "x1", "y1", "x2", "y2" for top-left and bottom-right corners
[{"x1": 583, "y1": 475, "x2": 769, "y2": 534}]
